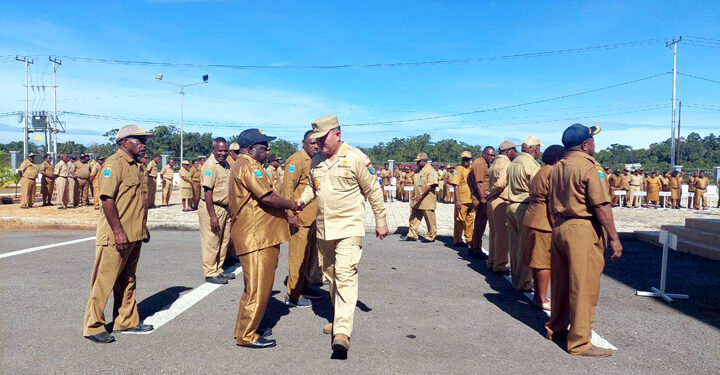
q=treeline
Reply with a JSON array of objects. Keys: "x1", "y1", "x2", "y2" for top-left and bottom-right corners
[{"x1": 2, "y1": 128, "x2": 718, "y2": 173}]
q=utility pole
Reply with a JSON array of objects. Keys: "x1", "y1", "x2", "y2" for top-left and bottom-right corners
[
  {"x1": 155, "y1": 74, "x2": 208, "y2": 163},
  {"x1": 16, "y1": 56, "x2": 34, "y2": 158},
  {"x1": 49, "y1": 56, "x2": 62, "y2": 159},
  {"x1": 667, "y1": 37, "x2": 681, "y2": 168},
  {"x1": 676, "y1": 101, "x2": 682, "y2": 164}
]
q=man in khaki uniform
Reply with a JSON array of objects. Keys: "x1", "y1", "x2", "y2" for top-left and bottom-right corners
[
  {"x1": 40, "y1": 154, "x2": 55, "y2": 206},
  {"x1": 437, "y1": 166, "x2": 447, "y2": 203},
  {"x1": 687, "y1": 171, "x2": 697, "y2": 209},
  {"x1": 230, "y1": 129, "x2": 298, "y2": 349},
  {"x1": 265, "y1": 155, "x2": 281, "y2": 191},
  {"x1": 298, "y1": 115, "x2": 388, "y2": 354},
  {"x1": 628, "y1": 170, "x2": 643, "y2": 208},
  {"x1": 74, "y1": 154, "x2": 92, "y2": 206},
  {"x1": 693, "y1": 171, "x2": 709, "y2": 210},
  {"x1": 450, "y1": 151, "x2": 474, "y2": 246},
  {"x1": 227, "y1": 143, "x2": 240, "y2": 167},
  {"x1": 393, "y1": 166, "x2": 403, "y2": 201},
  {"x1": 145, "y1": 155, "x2": 160, "y2": 208},
  {"x1": 378, "y1": 163, "x2": 392, "y2": 202},
  {"x1": 161, "y1": 159, "x2": 175, "y2": 206},
  {"x1": 90, "y1": 156, "x2": 104, "y2": 209},
  {"x1": 486, "y1": 141, "x2": 517, "y2": 273},
  {"x1": 468, "y1": 146, "x2": 495, "y2": 258},
  {"x1": 188, "y1": 159, "x2": 201, "y2": 210},
  {"x1": 283, "y1": 130, "x2": 322, "y2": 307},
  {"x1": 199, "y1": 138, "x2": 235, "y2": 284},
  {"x1": 17, "y1": 153, "x2": 38, "y2": 209},
  {"x1": 83, "y1": 124, "x2": 155, "y2": 343},
  {"x1": 68, "y1": 156, "x2": 78, "y2": 207},
  {"x1": 444, "y1": 165, "x2": 455, "y2": 204},
  {"x1": 609, "y1": 170, "x2": 622, "y2": 207},
  {"x1": 402, "y1": 152, "x2": 438, "y2": 242},
  {"x1": 53, "y1": 154, "x2": 70, "y2": 209},
  {"x1": 506, "y1": 136, "x2": 542, "y2": 292},
  {"x1": 545, "y1": 123, "x2": 622, "y2": 357}
]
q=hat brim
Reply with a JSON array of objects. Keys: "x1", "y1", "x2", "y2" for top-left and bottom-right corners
[
  {"x1": 308, "y1": 127, "x2": 338, "y2": 140},
  {"x1": 589, "y1": 125, "x2": 601, "y2": 136},
  {"x1": 120, "y1": 131, "x2": 154, "y2": 140}
]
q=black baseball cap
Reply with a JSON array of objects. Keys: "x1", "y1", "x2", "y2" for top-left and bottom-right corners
[
  {"x1": 562, "y1": 123, "x2": 601, "y2": 148},
  {"x1": 237, "y1": 129, "x2": 276, "y2": 148}
]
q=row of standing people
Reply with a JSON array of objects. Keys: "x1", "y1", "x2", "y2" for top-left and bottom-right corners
[
  {"x1": 81, "y1": 117, "x2": 389, "y2": 358},
  {"x1": 606, "y1": 169, "x2": 716, "y2": 210},
  {"x1": 404, "y1": 124, "x2": 623, "y2": 357}
]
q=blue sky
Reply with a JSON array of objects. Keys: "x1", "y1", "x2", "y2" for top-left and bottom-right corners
[{"x1": 1, "y1": 1, "x2": 719, "y2": 152}]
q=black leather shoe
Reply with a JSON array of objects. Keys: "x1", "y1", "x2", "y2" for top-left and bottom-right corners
[
  {"x1": 258, "y1": 327, "x2": 272, "y2": 337},
  {"x1": 206, "y1": 275, "x2": 228, "y2": 284},
  {"x1": 221, "y1": 272, "x2": 236, "y2": 280},
  {"x1": 117, "y1": 323, "x2": 154, "y2": 333},
  {"x1": 239, "y1": 337, "x2": 276, "y2": 349},
  {"x1": 399, "y1": 235, "x2": 417, "y2": 241},
  {"x1": 420, "y1": 238, "x2": 434, "y2": 243},
  {"x1": 85, "y1": 331, "x2": 116, "y2": 343}
]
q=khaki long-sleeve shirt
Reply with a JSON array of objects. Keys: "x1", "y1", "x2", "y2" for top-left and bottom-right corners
[
  {"x1": 488, "y1": 154, "x2": 511, "y2": 201},
  {"x1": 507, "y1": 152, "x2": 540, "y2": 204},
  {"x1": 300, "y1": 142, "x2": 387, "y2": 240},
  {"x1": 283, "y1": 148, "x2": 317, "y2": 227}
]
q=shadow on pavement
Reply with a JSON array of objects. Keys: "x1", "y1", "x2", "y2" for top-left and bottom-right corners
[
  {"x1": 260, "y1": 291, "x2": 291, "y2": 329},
  {"x1": 436, "y1": 234, "x2": 551, "y2": 340},
  {"x1": 603, "y1": 239, "x2": 720, "y2": 330},
  {"x1": 138, "y1": 285, "x2": 193, "y2": 320}
]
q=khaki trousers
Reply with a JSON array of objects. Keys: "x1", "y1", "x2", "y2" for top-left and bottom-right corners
[
  {"x1": 41, "y1": 176, "x2": 54, "y2": 204},
  {"x1": 318, "y1": 237, "x2": 363, "y2": 337},
  {"x1": 471, "y1": 202, "x2": 488, "y2": 254},
  {"x1": 198, "y1": 200, "x2": 231, "y2": 277},
  {"x1": 162, "y1": 179, "x2": 173, "y2": 205},
  {"x1": 20, "y1": 177, "x2": 36, "y2": 207},
  {"x1": 68, "y1": 178, "x2": 77, "y2": 206},
  {"x1": 192, "y1": 182, "x2": 201, "y2": 209},
  {"x1": 287, "y1": 222, "x2": 318, "y2": 300},
  {"x1": 487, "y1": 197, "x2": 509, "y2": 272},
  {"x1": 694, "y1": 188, "x2": 707, "y2": 209},
  {"x1": 83, "y1": 241, "x2": 142, "y2": 336},
  {"x1": 235, "y1": 246, "x2": 279, "y2": 345},
  {"x1": 147, "y1": 176, "x2": 157, "y2": 208},
  {"x1": 628, "y1": 185, "x2": 641, "y2": 207},
  {"x1": 55, "y1": 176, "x2": 69, "y2": 208},
  {"x1": 93, "y1": 179, "x2": 101, "y2": 209},
  {"x1": 507, "y1": 202, "x2": 533, "y2": 291},
  {"x1": 77, "y1": 178, "x2": 90, "y2": 205},
  {"x1": 545, "y1": 218, "x2": 606, "y2": 355},
  {"x1": 408, "y1": 207, "x2": 437, "y2": 241},
  {"x1": 453, "y1": 203, "x2": 475, "y2": 244}
]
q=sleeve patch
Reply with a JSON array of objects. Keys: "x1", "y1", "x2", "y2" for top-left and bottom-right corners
[
  {"x1": 288, "y1": 164, "x2": 295, "y2": 173},
  {"x1": 204, "y1": 170, "x2": 212, "y2": 176},
  {"x1": 267, "y1": 172, "x2": 272, "y2": 178},
  {"x1": 253, "y1": 170, "x2": 263, "y2": 178},
  {"x1": 598, "y1": 171, "x2": 605, "y2": 181},
  {"x1": 103, "y1": 168, "x2": 111, "y2": 177},
  {"x1": 368, "y1": 167, "x2": 375, "y2": 175}
]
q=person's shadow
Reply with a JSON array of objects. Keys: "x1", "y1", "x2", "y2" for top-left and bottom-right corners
[{"x1": 106, "y1": 285, "x2": 193, "y2": 331}]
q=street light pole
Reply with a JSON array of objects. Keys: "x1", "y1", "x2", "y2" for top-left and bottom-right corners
[{"x1": 155, "y1": 74, "x2": 208, "y2": 163}]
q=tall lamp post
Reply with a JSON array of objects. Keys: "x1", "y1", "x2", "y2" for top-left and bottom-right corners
[{"x1": 155, "y1": 74, "x2": 208, "y2": 162}]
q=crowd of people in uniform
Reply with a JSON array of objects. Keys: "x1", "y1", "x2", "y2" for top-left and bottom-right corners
[
  {"x1": 606, "y1": 168, "x2": 715, "y2": 210},
  {"x1": 12, "y1": 117, "x2": 719, "y2": 359}
]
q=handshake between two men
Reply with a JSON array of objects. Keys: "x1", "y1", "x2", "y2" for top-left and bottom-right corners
[{"x1": 286, "y1": 198, "x2": 389, "y2": 240}]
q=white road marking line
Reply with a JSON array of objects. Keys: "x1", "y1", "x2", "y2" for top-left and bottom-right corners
[
  {"x1": 134, "y1": 264, "x2": 243, "y2": 334},
  {"x1": 0, "y1": 236, "x2": 95, "y2": 259},
  {"x1": 483, "y1": 245, "x2": 617, "y2": 350}
]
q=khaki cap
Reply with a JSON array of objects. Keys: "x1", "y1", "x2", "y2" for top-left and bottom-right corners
[
  {"x1": 182, "y1": 160, "x2": 190, "y2": 165},
  {"x1": 229, "y1": 142, "x2": 240, "y2": 151},
  {"x1": 498, "y1": 140, "x2": 518, "y2": 151},
  {"x1": 414, "y1": 152, "x2": 428, "y2": 161},
  {"x1": 27, "y1": 152, "x2": 35, "y2": 157},
  {"x1": 116, "y1": 124, "x2": 153, "y2": 141},
  {"x1": 460, "y1": 151, "x2": 472, "y2": 159},
  {"x1": 522, "y1": 135, "x2": 544, "y2": 148},
  {"x1": 309, "y1": 115, "x2": 339, "y2": 139}
]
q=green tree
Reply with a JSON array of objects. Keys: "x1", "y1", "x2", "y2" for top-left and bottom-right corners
[{"x1": 269, "y1": 138, "x2": 298, "y2": 160}]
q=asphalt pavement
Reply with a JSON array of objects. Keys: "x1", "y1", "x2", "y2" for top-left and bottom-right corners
[{"x1": 0, "y1": 228, "x2": 718, "y2": 374}]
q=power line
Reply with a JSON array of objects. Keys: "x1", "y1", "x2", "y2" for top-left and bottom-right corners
[
  {"x1": 343, "y1": 72, "x2": 671, "y2": 126},
  {"x1": 677, "y1": 72, "x2": 720, "y2": 85},
  {"x1": 40, "y1": 38, "x2": 669, "y2": 70}
]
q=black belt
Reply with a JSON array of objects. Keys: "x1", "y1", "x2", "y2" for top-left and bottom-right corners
[{"x1": 202, "y1": 199, "x2": 228, "y2": 208}]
